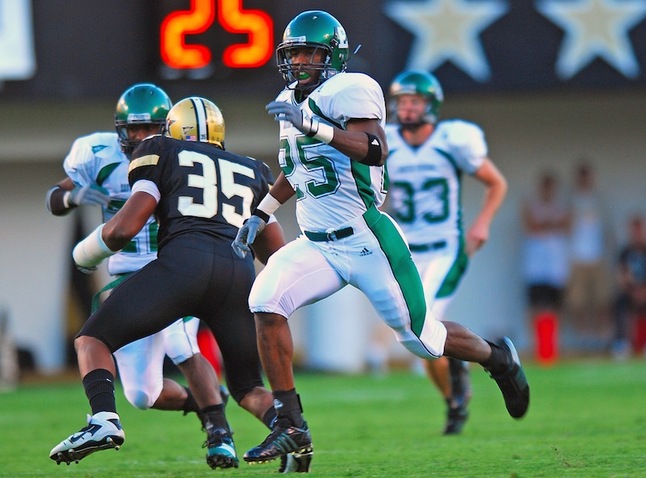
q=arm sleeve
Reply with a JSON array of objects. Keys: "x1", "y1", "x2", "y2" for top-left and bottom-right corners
[{"x1": 131, "y1": 179, "x2": 161, "y2": 203}]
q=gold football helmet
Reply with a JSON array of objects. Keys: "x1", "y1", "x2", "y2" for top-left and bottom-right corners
[{"x1": 166, "y1": 97, "x2": 225, "y2": 148}]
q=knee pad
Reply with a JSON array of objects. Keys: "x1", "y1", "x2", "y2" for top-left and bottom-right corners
[{"x1": 123, "y1": 387, "x2": 155, "y2": 410}]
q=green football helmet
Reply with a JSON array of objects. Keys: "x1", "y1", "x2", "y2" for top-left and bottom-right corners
[
  {"x1": 115, "y1": 83, "x2": 172, "y2": 155},
  {"x1": 276, "y1": 10, "x2": 349, "y2": 90},
  {"x1": 389, "y1": 70, "x2": 444, "y2": 125}
]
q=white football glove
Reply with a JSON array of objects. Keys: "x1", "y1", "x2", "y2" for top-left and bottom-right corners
[
  {"x1": 266, "y1": 101, "x2": 318, "y2": 137},
  {"x1": 231, "y1": 215, "x2": 267, "y2": 259},
  {"x1": 67, "y1": 184, "x2": 110, "y2": 208}
]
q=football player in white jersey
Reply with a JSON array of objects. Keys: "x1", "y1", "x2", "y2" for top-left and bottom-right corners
[
  {"x1": 384, "y1": 70, "x2": 508, "y2": 434},
  {"x1": 46, "y1": 84, "x2": 224, "y2": 447},
  {"x1": 232, "y1": 10, "x2": 529, "y2": 467}
]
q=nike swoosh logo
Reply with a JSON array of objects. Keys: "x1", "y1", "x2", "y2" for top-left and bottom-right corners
[{"x1": 69, "y1": 424, "x2": 102, "y2": 443}]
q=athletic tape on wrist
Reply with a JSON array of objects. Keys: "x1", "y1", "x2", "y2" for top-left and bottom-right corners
[
  {"x1": 256, "y1": 193, "x2": 282, "y2": 215},
  {"x1": 252, "y1": 193, "x2": 282, "y2": 223},
  {"x1": 72, "y1": 224, "x2": 116, "y2": 267},
  {"x1": 311, "y1": 120, "x2": 334, "y2": 144}
]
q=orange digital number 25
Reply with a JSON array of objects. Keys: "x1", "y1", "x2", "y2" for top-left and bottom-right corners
[{"x1": 161, "y1": 0, "x2": 273, "y2": 69}]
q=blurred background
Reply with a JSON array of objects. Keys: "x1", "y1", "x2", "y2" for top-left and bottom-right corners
[{"x1": 1, "y1": 0, "x2": 645, "y2": 380}]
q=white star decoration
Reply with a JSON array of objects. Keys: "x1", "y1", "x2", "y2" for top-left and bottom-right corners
[
  {"x1": 537, "y1": 0, "x2": 646, "y2": 79},
  {"x1": 383, "y1": 0, "x2": 508, "y2": 82}
]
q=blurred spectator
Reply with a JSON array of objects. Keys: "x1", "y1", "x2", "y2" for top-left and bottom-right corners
[
  {"x1": 565, "y1": 162, "x2": 612, "y2": 351},
  {"x1": 612, "y1": 214, "x2": 646, "y2": 358},
  {"x1": 521, "y1": 172, "x2": 570, "y2": 362},
  {"x1": 0, "y1": 308, "x2": 19, "y2": 390}
]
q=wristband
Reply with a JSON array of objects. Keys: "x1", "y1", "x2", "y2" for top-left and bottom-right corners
[
  {"x1": 45, "y1": 185, "x2": 66, "y2": 214},
  {"x1": 255, "y1": 193, "x2": 282, "y2": 216},
  {"x1": 72, "y1": 224, "x2": 117, "y2": 268},
  {"x1": 252, "y1": 209, "x2": 270, "y2": 223},
  {"x1": 311, "y1": 120, "x2": 334, "y2": 144}
]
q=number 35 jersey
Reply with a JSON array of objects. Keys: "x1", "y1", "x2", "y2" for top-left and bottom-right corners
[
  {"x1": 385, "y1": 119, "x2": 488, "y2": 245},
  {"x1": 128, "y1": 135, "x2": 274, "y2": 249}
]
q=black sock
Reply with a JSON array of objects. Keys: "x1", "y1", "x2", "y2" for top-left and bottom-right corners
[
  {"x1": 200, "y1": 403, "x2": 228, "y2": 431},
  {"x1": 82, "y1": 369, "x2": 117, "y2": 415},
  {"x1": 480, "y1": 341, "x2": 509, "y2": 374},
  {"x1": 273, "y1": 389, "x2": 304, "y2": 428},
  {"x1": 182, "y1": 387, "x2": 199, "y2": 415},
  {"x1": 449, "y1": 359, "x2": 467, "y2": 391}
]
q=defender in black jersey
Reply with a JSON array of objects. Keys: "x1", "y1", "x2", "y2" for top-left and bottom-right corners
[
  {"x1": 130, "y1": 132, "x2": 275, "y2": 249},
  {"x1": 50, "y1": 97, "x2": 285, "y2": 470}
]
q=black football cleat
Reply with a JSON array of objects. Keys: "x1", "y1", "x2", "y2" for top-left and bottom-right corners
[
  {"x1": 244, "y1": 419, "x2": 313, "y2": 464},
  {"x1": 443, "y1": 404, "x2": 469, "y2": 435},
  {"x1": 486, "y1": 337, "x2": 530, "y2": 419}
]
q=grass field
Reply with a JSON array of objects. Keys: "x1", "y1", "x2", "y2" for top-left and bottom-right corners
[{"x1": 1, "y1": 358, "x2": 645, "y2": 477}]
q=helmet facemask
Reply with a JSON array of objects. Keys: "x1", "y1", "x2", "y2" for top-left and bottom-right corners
[
  {"x1": 115, "y1": 121, "x2": 166, "y2": 157},
  {"x1": 277, "y1": 43, "x2": 336, "y2": 93},
  {"x1": 276, "y1": 11, "x2": 349, "y2": 95}
]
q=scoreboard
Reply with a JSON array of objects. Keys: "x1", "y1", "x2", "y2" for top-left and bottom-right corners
[
  {"x1": 160, "y1": 0, "x2": 273, "y2": 70},
  {"x1": 1, "y1": 0, "x2": 645, "y2": 100}
]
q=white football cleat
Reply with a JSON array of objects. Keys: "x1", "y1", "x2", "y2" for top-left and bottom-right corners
[{"x1": 50, "y1": 411, "x2": 125, "y2": 465}]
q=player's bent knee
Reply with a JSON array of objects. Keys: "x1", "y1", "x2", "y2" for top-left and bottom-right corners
[
  {"x1": 123, "y1": 388, "x2": 155, "y2": 410},
  {"x1": 399, "y1": 337, "x2": 444, "y2": 359},
  {"x1": 168, "y1": 350, "x2": 196, "y2": 366},
  {"x1": 251, "y1": 308, "x2": 291, "y2": 322},
  {"x1": 395, "y1": 320, "x2": 447, "y2": 359}
]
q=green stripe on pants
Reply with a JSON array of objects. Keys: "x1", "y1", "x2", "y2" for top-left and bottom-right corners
[{"x1": 364, "y1": 206, "x2": 427, "y2": 336}]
